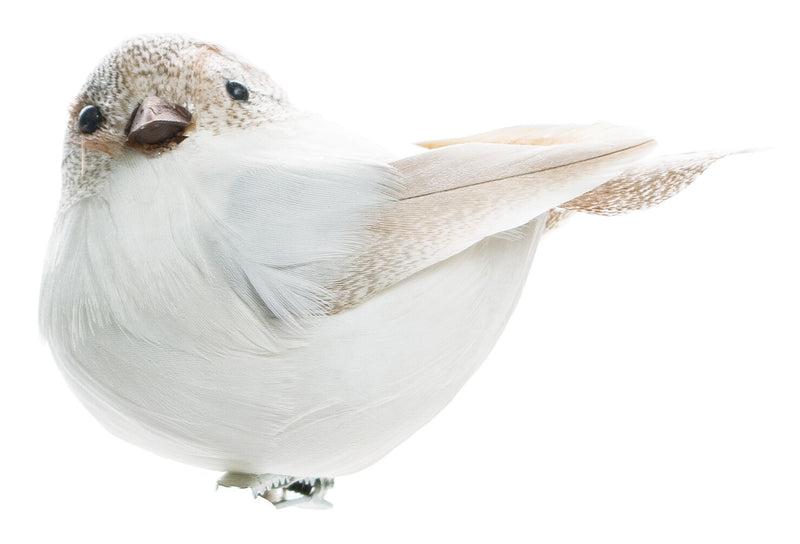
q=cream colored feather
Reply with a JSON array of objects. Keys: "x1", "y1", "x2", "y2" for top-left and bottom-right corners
[{"x1": 333, "y1": 133, "x2": 657, "y2": 310}]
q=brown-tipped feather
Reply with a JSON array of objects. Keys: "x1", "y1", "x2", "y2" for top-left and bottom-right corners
[{"x1": 560, "y1": 151, "x2": 744, "y2": 216}]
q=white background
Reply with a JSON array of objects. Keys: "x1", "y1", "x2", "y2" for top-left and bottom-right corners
[{"x1": 1, "y1": 1, "x2": 798, "y2": 542}]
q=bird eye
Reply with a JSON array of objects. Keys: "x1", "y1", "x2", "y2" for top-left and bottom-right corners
[
  {"x1": 226, "y1": 81, "x2": 249, "y2": 101},
  {"x1": 78, "y1": 105, "x2": 103, "y2": 134}
]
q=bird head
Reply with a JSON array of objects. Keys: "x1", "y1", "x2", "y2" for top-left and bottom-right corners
[{"x1": 61, "y1": 34, "x2": 293, "y2": 206}]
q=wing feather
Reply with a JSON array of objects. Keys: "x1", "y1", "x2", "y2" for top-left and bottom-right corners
[
  {"x1": 330, "y1": 136, "x2": 657, "y2": 311},
  {"x1": 560, "y1": 150, "x2": 743, "y2": 215}
]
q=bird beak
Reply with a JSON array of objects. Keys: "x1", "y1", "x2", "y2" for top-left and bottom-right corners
[{"x1": 125, "y1": 96, "x2": 193, "y2": 147}]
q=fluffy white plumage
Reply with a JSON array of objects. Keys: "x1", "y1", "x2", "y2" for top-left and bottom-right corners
[
  {"x1": 41, "y1": 114, "x2": 548, "y2": 476},
  {"x1": 40, "y1": 35, "x2": 734, "y2": 502}
]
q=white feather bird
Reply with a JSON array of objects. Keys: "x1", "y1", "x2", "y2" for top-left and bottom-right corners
[{"x1": 40, "y1": 35, "x2": 734, "y2": 507}]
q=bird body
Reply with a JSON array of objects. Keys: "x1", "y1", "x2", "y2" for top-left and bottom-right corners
[
  {"x1": 43, "y1": 116, "x2": 547, "y2": 476},
  {"x1": 40, "y1": 35, "x2": 732, "y2": 505}
]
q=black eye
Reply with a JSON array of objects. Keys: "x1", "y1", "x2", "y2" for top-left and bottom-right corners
[
  {"x1": 226, "y1": 81, "x2": 249, "y2": 101},
  {"x1": 78, "y1": 105, "x2": 103, "y2": 134}
]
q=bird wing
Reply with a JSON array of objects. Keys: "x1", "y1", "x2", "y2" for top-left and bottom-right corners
[
  {"x1": 205, "y1": 119, "x2": 733, "y2": 321},
  {"x1": 329, "y1": 125, "x2": 658, "y2": 311}
]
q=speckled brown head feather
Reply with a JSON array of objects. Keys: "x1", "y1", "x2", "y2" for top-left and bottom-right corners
[{"x1": 61, "y1": 35, "x2": 294, "y2": 207}]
